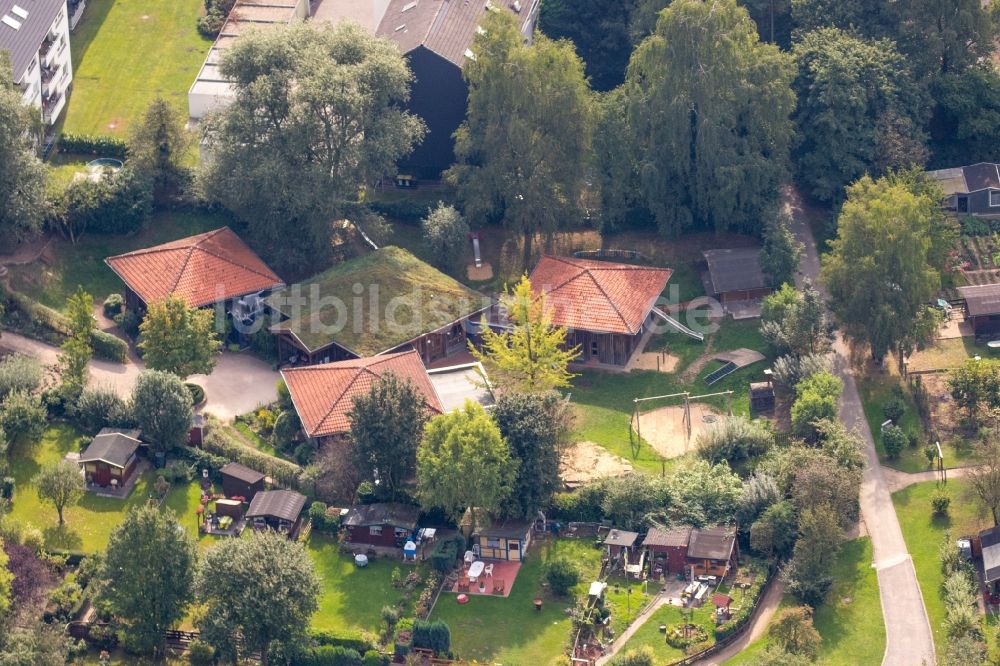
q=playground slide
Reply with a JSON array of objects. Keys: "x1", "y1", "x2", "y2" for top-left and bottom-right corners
[
  {"x1": 472, "y1": 234, "x2": 483, "y2": 268},
  {"x1": 651, "y1": 307, "x2": 705, "y2": 342}
]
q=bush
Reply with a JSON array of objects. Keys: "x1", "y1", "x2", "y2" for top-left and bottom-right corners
[
  {"x1": 186, "y1": 383, "x2": 206, "y2": 406},
  {"x1": 61, "y1": 167, "x2": 153, "y2": 237},
  {"x1": 87, "y1": 622, "x2": 119, "y2": 650},
  {"x1": 882, "y1": 424, "x2": 908, "y2": 459},
  {"x1": 0, "y1": 389, "x2": 47, "y2": 443},
  {"x1": 103, "y1": 294, "x2": 124, "y2": 318},
  {"x1": 308, "y1": 631, "x2": 376, "y2": 654},
  {"x1": 90, "y1": 329, "x2": 127, "y2": 363},
  {"x1": 1, "y1": 477, "x2": 13, "y2": 500},
  {"x1": 188, "y1": 639, "x2": 216, "y2": 666},
  {"x1": 411, "y1": 620, "x2": 450, "y2": 656},
  {"x1": 58, "y1": 133, "x2": 128, "y2": 158},
  {"x1": 932, "y1": 490, "x2": 951, "y2": 517},
  {"x1": 74, "y1": 385, "x2": 131, "y2": 432},
  {"x1": 309, "y1": 501, "x2": 338, "y2": 532},
  {"x1": 430, "y1": 536, "x2": 460, "y2": 573},
  {"x1": 543, "y1": 557, "x2": 580, "y2": 596},
  {"x1": 362, "y1": 650, "x2": 387, "y2": 666},
  {"x1": 924, "y1": 445, "x2": 938, "y2": 466},
  {"x1": 273, "y1": 410, "x2": 301, "y2": 448},
  {"x1": 883, "y1": 396, "x2": 906, "y2": 423},
  {"x1": 0, "y1": 353, "x2": 43, "y2": 400},
  {"x1": 421, "y1": 203, "x2": 469, "y2": 272},
  {"x1": 696, "y1": 415, "x2": 774, "y2": 465},
  {"x1": 114, "y1": 309, "x2": 140, "y2": 339},
  {"x1": 277, "y1": 379, "x2": 293, "y2": 411}
]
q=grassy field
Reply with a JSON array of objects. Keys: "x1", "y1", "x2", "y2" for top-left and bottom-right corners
[
  {"x1": 906, "y1": 337, "x2": 979, "y2": 373},
  {"x1": 726, "y1": 538, "x2": 883, "y2": 666},
  {"x1": 60, "y1": 0, "x2": 212, "y2": 137},
  {"x1": 307, "y1": 534, "x2": 428, "y2": 634},
  {"x1": 857, "y1": 369, "x2": 974, "y2": 473},
  {"x1": 892, "y1": 479, "x2": 992, "y2": 660},
  {"x1": 431, "y1": 538, "x2": 602, "y2": 664},
  {"x1": 572, "y1": 319, "x2": 769, "y2": 474},
  {"x1": 8, "y1": 209, "x2": 229, "y2": 310},
  {"x1": 6, "y1": 424, "x2": 202, "y2": 552}
]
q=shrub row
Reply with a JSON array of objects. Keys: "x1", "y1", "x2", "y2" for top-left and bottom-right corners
[
  {"x1": 201, "y1": 420, "x2": 303, "y2": 489},
  {"x1": 58, "y1": 133, "x2": 128, "y2": 159},
  {"x1": 309, "y1": 631, "x2": 377, "y2": 654},
  {"x1": 430, "y1": 535, "x2": 463, "y2": 573},
  {"x1": 90, "y1": 330, "x2": 127, "y2": 363},
  {"x1": 960, "y1": 216, "x2": 1000, "y2": 236},
  {"x1": 367, "y1": 199, "x2": 434, "y2": 224},
  {"x1": 713, "y1": 563, "x2": 769, "y2": 642}
]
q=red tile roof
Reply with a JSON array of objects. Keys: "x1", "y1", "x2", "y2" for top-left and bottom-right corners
[
  {"x1": 105, "y1": 227, "x2": 283, "y2": 308},
  {"x1": 281, "y1": 350, "x2": 444, "y2": 438},
  {"x1": 528, "y1": 256, "x2": 672, "y2": 335}
]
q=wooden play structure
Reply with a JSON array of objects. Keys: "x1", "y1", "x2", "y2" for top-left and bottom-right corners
[{"x1": 629, "y1": 390, "x2": 734, "y2": 458}]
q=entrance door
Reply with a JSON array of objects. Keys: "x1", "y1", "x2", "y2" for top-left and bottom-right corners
[
  {"x1": 958, "y1": 196, "x2": 969, "y2": 213},
  {"x1": 508, "y1": 540, "x2": 521, "y2": 561}
]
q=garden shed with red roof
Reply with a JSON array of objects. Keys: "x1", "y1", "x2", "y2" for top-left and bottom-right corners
[
  {"x1": 527, "y1": 255, "x2": 672, "y2": 366},
  {"x1": 105, "y1": 227, "x2": 283, "y2": 315},
  {"x1": 280, "y1": 349, "x2": 445, "y2": 442}
]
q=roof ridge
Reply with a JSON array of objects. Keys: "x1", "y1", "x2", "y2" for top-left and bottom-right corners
[
  {"x1": 316, "y1": 366, "x2": 369, "y2": 433},
  {"x1": 168, "y1": 245, "x2": 199, "y2": 296},
  {"x1": 580, "y1": 268, "x2": 634, "y2": 334},
  {"x1": 109, "y1": 228, "x2": 223, "y2": 259},
  {"x1": 189, "y1": 227, "x2": 280, "y2": 282}
]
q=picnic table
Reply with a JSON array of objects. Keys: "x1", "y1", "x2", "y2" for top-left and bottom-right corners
[{"x1": 468, "y1": 560, "x2": 485, "y2": 582}]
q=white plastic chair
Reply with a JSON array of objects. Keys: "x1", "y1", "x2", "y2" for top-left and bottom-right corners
[{"x1": 484, "y1": 563, "x2": 494, "y2": 577}]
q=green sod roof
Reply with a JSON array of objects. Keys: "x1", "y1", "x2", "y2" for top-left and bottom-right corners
[{"x1": 266, "y1": 247, "x2": 489, "y2": 356}]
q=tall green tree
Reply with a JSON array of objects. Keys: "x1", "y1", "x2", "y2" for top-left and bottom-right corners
[
  {"x1": 196, "y1": 532, "x2": 319, "y2": 666},
  {"x1": 0, "y1": 538, "x2": 12, "y2": 620},
  {"x1": 0, "y1": 53, "x2": 47, "y2": 245},
  {"x1": 930, "y1": 66, "x2": 1000, "y2": 167},
  {"x1": 34, "y1": 460, "x2": 85, "y2": 526},
  {"x1": 416, "y1": 401, "x2": 517, "y2": 528},
  {"x1": 789, "y1": 0, "x2": 888, "y2": 37},
  {"x1": 139, "y1": 296, "x2": 220, "y2": 378},
  {"x1": 471, "y1": 276, "x2": 579, "y2": 393},
  {"x1": 821, "y1": 174, "x2": 942, "y2": 363},
  {"x1": 966, "y1": 437, "x2": 1000, "y2": 526},
  {"x1": 130, "y1": 371, "x2": 193, "y2": 453},
  {"x1": 768, "y1": 606, "x2": 822, "y2": 659},
  {"x1": 760, "y1": 282, "x2": 832, "y2": 358},
  {"x1": 57, "y1": 287, "x2": 95, "y2": 401},
  {"x1": 624, "y1": 0, "x2": 795, "y2": 236},
  {"x1": 128, "y1": 97, "x2": 191, "y2": 202},
  {"x1": 759, "y1": 210, "x2": 802, "y2": 288},
  {"x1": 348, "y1": 373, "x2": 429, "y2": 501},
  {"x1": 199, "y1": 22, "x2": 425, "y2": 276},
  {"x1": 791, "y1": 28, "x2": 928, "y2": 203},
  {"x1": 100, "y1": 505, "x2": 196, "y2": 657},
  {"x1": 446, "y1": 11, "x2": 595, "y2": 271},
  {"x1": 491, "y1": 392, "x2": 564, "y2": 519},
  {"x1": 889, "y1": 0, "x2": 993, "y2": 83},
  {"x1": 420, "y1": 203, "x2": 469, "y2": 274},
  {"x1": 783, "y1": 504, "x2": 841, "y2": 606}
]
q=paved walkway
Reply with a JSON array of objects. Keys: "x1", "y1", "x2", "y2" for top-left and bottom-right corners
[
  {"x1": 786, "y1": 187, "x2": 937, "y2": 666},
  {"x1": 595, "y1": 591, "x2": 670, "y2": 666},
  {"x1": 0, "y1": 331, "x2": 279, "y2": 420},
  {"x1": 693, "y1": 580, "x2": 786, "y2": 666}
]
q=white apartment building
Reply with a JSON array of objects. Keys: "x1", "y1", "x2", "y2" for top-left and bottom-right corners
[{"x1": 1, "y1": 0, "x2": 73, "y2": 126}]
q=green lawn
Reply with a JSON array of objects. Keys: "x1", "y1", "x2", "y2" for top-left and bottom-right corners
[
  {"x1": 431, "y1": 538, "x2": 602, "y2": 665},
  {"x1": 893, "y1": 479, "x2": 992, "y2": 660},
  {"x1": 726, "y1": 538, "x2": 883, "y2": 666},
  {"x1": 619, "y1": 600, "x2": 718, "y2": 662},
  {"x1": 857, "y1": 372, "x2": 971, "y2": 472},
  {"x1": 7, "y1": 209, "x2": 229, "y2": 310},
  {"x1": 572, "y1": 318, "x2": 767, "y2": 474},
  {"x1": 307, "y1": 534, "x2": 427, "y2": 635},
  {"x1": 60, "y1": 0, "x2": 212, "y2": 137},
  {"x1": 6, "y1": 424, "x2": 201, "y2": 553}
]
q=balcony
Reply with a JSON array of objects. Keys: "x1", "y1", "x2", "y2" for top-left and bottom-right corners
[
  {"x1": 42, "y1": 91, "x2": 65, "y2": 125},
  {"x1": 39, "y1": 35, "x2": 60, "y2": 69},
  {"x1": 41, "y1": 64, "x2": 60, "y2": 97}
]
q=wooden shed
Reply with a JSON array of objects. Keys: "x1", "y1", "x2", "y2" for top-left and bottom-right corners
[
  {"x1": 220, "y1": 462, "x2": 265, "y2": 501},
  {"x1": 643, "y1": 526, "x2": 692, "y2": 577}
]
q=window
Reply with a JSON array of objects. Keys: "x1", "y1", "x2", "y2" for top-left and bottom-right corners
[
  {"x1": 394, "y1": 527, "x2": 408, "y2": 538},
  {"x1": 991, "y1": 190, "x2": 1000, "y2": 207},
  {"x1": 509, "y1": 541, "x2": 520, "y2": 552},
  {"x1": 591, "y1": 341, "x2": 598, "y2": 357},
  {"x1": 486, "y1": 537, "x2": 502, "y2": 548},
  {"x1": 369, "y1": 525, "x2": 383, "y2": 536}
]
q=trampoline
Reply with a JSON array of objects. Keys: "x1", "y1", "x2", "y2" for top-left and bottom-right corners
[{"x1": 86, "y1": 158, "x2": 124, "y2": 176}]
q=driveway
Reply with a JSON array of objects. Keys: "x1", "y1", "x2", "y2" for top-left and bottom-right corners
[
  {"x1": 785, "y1": 187, "x2": 937, "y2": 665},
  {"x1": 0, "y1": 331, "x2": 278, "y2": 420}
]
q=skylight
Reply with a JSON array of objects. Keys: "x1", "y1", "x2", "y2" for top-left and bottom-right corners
[
  {"x1": 10, "y1": 4, "x2": 28, "y2": 19},
  {"x1": 402, "y1": 1, "x2": 418, "y2": 12},
  {"x1": 1, "y1": 15, "x2": 21, "y2": 30}
]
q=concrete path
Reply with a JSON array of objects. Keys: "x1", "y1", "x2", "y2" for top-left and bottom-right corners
[
  {"x1": 786, "y1": 188, "x2": 937, "y2": 666},
  {"x1": 0, "y1": 331, "x2": 279, "y2": 420},
  {"x1": 881, "y1": 465, "x2": 972, "y2": 494}
]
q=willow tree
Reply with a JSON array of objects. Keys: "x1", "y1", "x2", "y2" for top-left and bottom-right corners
[
  {"x1": 0, "y1": 52, "x2": 47, "y2": 245},
  {"x1": 199, "y1": 22, "x2": 426, "y2": 276},
  {"x1": 470, "y1": 276, "x2": 580, "y2": 393},
  {"x1": 624, "y1": 0, "x2": 795, "y2": 236},
  {"x1": 446, "y1": 11, "x2": 595, "y2": 272}
]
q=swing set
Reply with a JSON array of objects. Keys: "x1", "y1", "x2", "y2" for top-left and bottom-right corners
[{"x1": 628, "y1": 390, "x2": 734, "y2": 458}]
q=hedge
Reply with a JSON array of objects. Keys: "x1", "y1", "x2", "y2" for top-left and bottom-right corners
[
  {"x1": 90, "y1": 330, "x2": 127, "y2": 363},
  {"x1": 177, "y1": 446, "x2": 229, "y2": 479},
  {"x1": 300, "y1": 646, "x2": 362, "y2": 666},
  {"x1": 430, "y1": 536, "x2": 460, "y2": 573},
  {"x1": 309, "y1": 631, "x2": 376, "y2": 654},
  {"x1": 411, "y1": 620, "x2": 450, "y2": 656},
  {"x1": 202, "y1": 419, "x2": 303, "y2": 489},
  {"x1": 367, "y1": 200, "x2": 433, "y2": 224},
  {"x1": 58, "y1": 133, "x2": 128, "y2": 159}
]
